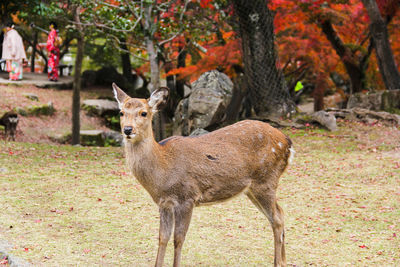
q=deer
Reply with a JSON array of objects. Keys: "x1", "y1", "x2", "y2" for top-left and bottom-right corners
[
  {"x1": 0, "y1": 111, "x2": 19, "y2": 141},
  {"x1": 112, "y1": 83, "x2": 294, "y2": 267}
]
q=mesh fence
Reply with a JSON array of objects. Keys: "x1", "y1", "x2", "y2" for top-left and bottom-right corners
[{"x1": 232, "y1": 0, "x2": 294, "y2": 116}]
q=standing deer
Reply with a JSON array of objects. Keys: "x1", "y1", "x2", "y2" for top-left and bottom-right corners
[
  {"x1": 0, "y1": 111, "x2": 19, "y2": 141},
  {"x1": 113, "y1": 83, "x2": 294, "y2": 267}
]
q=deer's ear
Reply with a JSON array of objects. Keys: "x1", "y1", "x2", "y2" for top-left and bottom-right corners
[
  {"x1": 112, "y1": 83, "x2": 129, "y2": 109},
  {"x1": 148, "y1": 87, "x2": 169, "y2": 112}
]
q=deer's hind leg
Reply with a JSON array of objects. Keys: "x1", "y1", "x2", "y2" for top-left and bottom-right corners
[{"x1": 246, "y1": 186, "x2": 286, "y2": 267}]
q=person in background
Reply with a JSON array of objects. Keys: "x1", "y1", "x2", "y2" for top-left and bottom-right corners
[
  {"x1": 2, "y1": 22, "x2": 27, "y2": 81},
  {"x1": 46, "y1": 21, "x2": 60, "y2": 82}
]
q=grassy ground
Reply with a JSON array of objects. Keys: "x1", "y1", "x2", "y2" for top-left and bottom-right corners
[{"x1": 0, "y1": 118, "x2": 399, "y2": 266}]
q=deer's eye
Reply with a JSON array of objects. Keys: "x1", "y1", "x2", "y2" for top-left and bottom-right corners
[
  {"x1": 119, "y1": 111, "x2": 124, "y2": 116},
  {"x1": 140, "y1": 111, "x2": 147, "y2": 117}
]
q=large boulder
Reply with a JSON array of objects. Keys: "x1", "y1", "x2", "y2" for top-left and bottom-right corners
[{"x1": 174, "y1": 70, "x2": 233, "y2": 135}]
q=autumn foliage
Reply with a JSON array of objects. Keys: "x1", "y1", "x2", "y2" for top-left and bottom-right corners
[{"x1": 160, "y1": 0, "x2": 399, "y2": 105}]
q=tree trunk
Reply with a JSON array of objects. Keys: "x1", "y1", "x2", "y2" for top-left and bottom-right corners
[
  {"x1": 164, "y1": 60, "x2": 176, "y2": 119},
  {"x1": 313, "y1": 75, "x2": 326, "y2": 111},
  {"x1": 320, "y1": 20, "x2": 366, "y2": 94},
  {"x1": 176, "y1": 45, "x2": 187, "y2": 99},
  {"x1": 362, "y1": 0, "x2": 400, "y2": 90},
  {"x1": 30, "y1": 31, "x2": 38, "y2": 73},
  {"x1": 143, "y1": 4, "x2": 165, "y2": 141},
  {"x1": 225, "y1": 71, "x2": 247, "y2": 123},
  {"x1": 72, "y1": 6, "x2": 84, "y2": 145},
  {"x1": 120, "y1": 37, "x2": 133, "y2": 82},
  {"x1": 232, "y1": 0, "x2": 295, "y2": 117}
]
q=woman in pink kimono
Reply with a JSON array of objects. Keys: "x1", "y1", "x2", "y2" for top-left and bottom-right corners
[
  {"x1": 2, "y1": 22, "x2": 27, "y2": 81},
  {"x1": 46, "y1": 22, "x2": 60, "y2": 82}
]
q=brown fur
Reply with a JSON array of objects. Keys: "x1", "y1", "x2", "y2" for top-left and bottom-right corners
[{"x1": 113, "y1": 83, "x2": 293, "y2": 267}]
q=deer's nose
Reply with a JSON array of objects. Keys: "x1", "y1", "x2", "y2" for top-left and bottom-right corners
[{"x1": 124, "y1": 126, "x2": 133, "y2": 136}]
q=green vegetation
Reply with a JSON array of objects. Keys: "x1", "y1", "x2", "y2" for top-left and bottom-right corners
[{"x1": 0, "y1": 120, "x2": 399, "y2": 266}]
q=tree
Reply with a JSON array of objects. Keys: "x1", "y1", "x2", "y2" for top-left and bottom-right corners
[
  {"x1": 270, "y1": 0, "x2": 400, "y2": 110},
  {"x1": 232, "y1": 0, "x2": 295, "y2": 117},
  {"x1": 71, "y1": 5, "x2": 85, "y2": 145},
  {"x1": 362, "y1": 0, "x2": 400, "y2": 90},
  {"x1": 42, "y1": 0, "x2": 96, "y2": 145},
  {"x1": 93, "y1": 0, "x2": 192, "y2": 140},
  {"x1": 168, "y1": 1, "x2": 295, "y2": 117}
]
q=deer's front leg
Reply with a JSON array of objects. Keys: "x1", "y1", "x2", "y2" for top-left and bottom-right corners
[
  {"x1": 4, "y1": 127, "x2": 9, "y2": 141},
  {"x1": 155, "y1": 202, "x2": 174, "y2": 267},
  {"x1": 173, "y1": 200, "x2": 194, "y2": 267}
]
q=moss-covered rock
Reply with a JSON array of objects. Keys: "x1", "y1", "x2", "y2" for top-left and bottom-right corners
[
  {"x1": 48, "y1": 132, "x2": 72, "y2": 144},
  {"x1": 27, "y1": 102, "x2": 55, "y2": 116},
  {"x1": 15, "y1": 107, "x2": 28, "y2": 116},
  {"x1": 23, "y1": 93, "x2": 39, "y2": 101},
  {"x1": 80, "y1": 130, "x2": 105, "y2": 146},
  {"x1": 81, "y1": 99, "x2": 119, "y2": 117}
]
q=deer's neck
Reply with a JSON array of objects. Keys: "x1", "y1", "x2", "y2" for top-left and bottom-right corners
[{"x1": 125, "y1": 137, "x2": 166, "y2": 201}]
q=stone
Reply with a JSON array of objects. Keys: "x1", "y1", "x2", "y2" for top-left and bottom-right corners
[
  {"x1": 82, "y1": 99, "x2": 119, "y2": 117},
  {"x1": 174, "y1": 70, "x2": 233, "y2": 135},
  {"x1": 15, "y1": 107, "x2": 27, "y2": 116},
  {"x1": 381, "y1": 90, "x2": 400, "y2": 112},
  {"x1": 311, "y1": 110, "x2": 337, "y2": 131},
  {"x1": 102, "y1": 130, "x2": 123, "y2": 146},
  {"x1": 347, "y1": 90, "x2": 400, "y2": 111},
  {"x1": 48, "y1": 133, "x2": 71, "y2": 144},
  {"x1": 80, "y1": 130, "x2": 104, "y2": 146},
  {"x1": 329, "y1": 108, "x2": 400, "y2": 126},
  {"x1": 189, "y1": 128, "x2": 209, "y2": 136},
  {"x1": 27, "y1": 101, "x2": 55, "y2": 116},
  {"x1": 23, "y1": 93, "x2": 39, "y2": 101}
]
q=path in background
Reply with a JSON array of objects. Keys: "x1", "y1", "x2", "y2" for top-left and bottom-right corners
[{"x1": 0, "y1": 72, "x2": 73, "y2": 89}]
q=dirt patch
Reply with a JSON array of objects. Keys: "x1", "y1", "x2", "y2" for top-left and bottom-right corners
[{"x1": 0, "y1": 84, "x2": 114, "y2": 144}]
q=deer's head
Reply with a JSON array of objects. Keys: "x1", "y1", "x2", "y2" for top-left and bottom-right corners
[{"x1": 112, "y1": 83, "x2": 169, "y2": 144}]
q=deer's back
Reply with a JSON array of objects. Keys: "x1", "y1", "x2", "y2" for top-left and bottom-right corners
[
  {"x1": 161, "y1": 120, "x2": 290, "y2": 158},
  {"x1": 158, "y1": 120, "x2": 292, "y2": 204}
]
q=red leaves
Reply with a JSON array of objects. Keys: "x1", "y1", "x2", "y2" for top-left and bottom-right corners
[
  {"x1": 50, "y1": 209, "x2": 64, "y2": 215},
  {"x1": 166, "y1": 37, "x2": 242, "y2": 82},
  {"x1": 200, "y1": 0, "x2": 213, "y2": 9}
]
